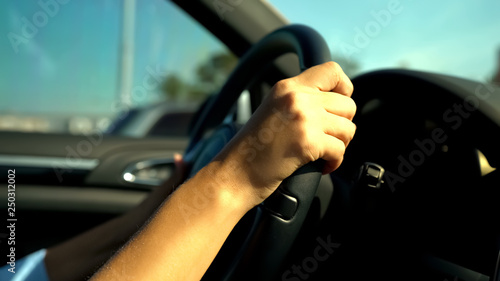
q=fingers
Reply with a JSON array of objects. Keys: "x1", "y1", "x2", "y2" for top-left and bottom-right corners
[
  {"x1": 317, "y1": 112, "x2": 355, "y2": 174},
  {"x1": 295, "y1": 61, "x2": 354, "y2": 97},
  {"x1": 289, "y1": 62, "x2": 356, "y2": 174},
  {"x1": 174, "y1": 153, "x2": 184, "y2": 170},
  {"x1": 174, "y1": 153, "x2": 183, "y2": 163},
  {"x1": 263, "y1": 61, "x2": 356, "y2": 176},
  {"x1": 322, "y1": 158, "x2": 343, "y2": 175},
  {"x1": 173, "y1": 153, "x2": 188, "y2": 185},
  {"x1": 319, "y1": 135, "x2": 346, "y2": 174},
  {"x1": 322, "y1": 114, "x2": 356, "y2": 146},
  {"x1": 319, "y1": 93, "x2": 357, "y2": 121}
]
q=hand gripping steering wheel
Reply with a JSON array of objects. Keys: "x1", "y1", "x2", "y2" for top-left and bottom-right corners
[{"x1": 185, "y1": 24, "x2": 332, "y2": 281}]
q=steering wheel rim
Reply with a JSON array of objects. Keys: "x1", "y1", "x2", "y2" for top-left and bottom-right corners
[
  {"x1": 186, "y1": 24, "x2": 331, "y2": 153},
  {"x1": 185, "y1": 24, "x2": 332, "y2": 281}
]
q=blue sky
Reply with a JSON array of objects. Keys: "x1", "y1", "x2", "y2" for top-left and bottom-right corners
[
  {"x1": 271, "y1": 0, "x2": 500, "y2": 80},
  {"x1": 1, "y1": 0, "x2": 499, "y2": 117}
]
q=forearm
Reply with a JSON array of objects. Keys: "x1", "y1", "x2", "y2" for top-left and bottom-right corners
[
  {"x1": 89, "y1": 61, "x2": 356, "y2": 280},
  {"x1": 91, "y1": 160, "x2": 253, "y2": 280},
  {"x1": 45, "y1": 178, "x2": 178, "y2": 281}
]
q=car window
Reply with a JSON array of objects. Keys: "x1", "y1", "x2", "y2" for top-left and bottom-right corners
[
  {"x1": 0, "y1": 0, "x2": 236, "y2": 136},
  {"x1": 270, "y1": 0, "x2": 500, "y2": 83}
]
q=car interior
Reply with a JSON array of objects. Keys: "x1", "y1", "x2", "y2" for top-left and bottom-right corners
[{"x1": 1, "y1": 0, "x2": 499, "y2": 280}]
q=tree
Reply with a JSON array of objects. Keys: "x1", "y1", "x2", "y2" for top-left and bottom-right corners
[
  {"x1": 160, "y1": 51, "x2": 237, "y2": 102},
  {"x1": 161, "y1": 74, "x2": 184, "y2": 101},
  {"x1": 195, "y1": 52, "x2": 237, "y2": 92}
]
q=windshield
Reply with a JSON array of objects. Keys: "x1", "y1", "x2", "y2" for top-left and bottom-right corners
[{"x1": 271, "y1": 0, "x2": 500, "y2": 82}]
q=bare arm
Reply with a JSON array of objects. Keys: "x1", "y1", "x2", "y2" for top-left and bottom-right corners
[
  {"x1": 91, "y1": 62, "x2": 357, "y2": 280},
  {"x1": 44, "y1": 155, "x2": 186, "y2": 281},
  {"x1": 91, "y1": 160, "x2": 257, "y2": 280}
]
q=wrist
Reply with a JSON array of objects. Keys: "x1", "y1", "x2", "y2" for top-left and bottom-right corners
[{"x1": 197, "y1": 157, "x2": 258, "y2": 214}]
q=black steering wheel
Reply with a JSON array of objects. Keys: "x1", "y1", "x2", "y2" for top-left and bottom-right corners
[{"x1": 184, "y1": 24, "x2": 332, "y2": 281}]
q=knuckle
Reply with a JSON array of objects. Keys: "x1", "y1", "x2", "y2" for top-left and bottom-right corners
[
  {"x1": 328, "y1": 61, "x2": 344, "y2": 75},
  {"x1": 338, "y1": 139, "x2": 347, "y2": 154},
  {"x1": 350, "y1": 122, "x2": 357, "y2": 138},
  {"x1": 281, "y1": 91, "x2": 307, "y2": 121},
  {"x1": 333, "y1": 137, "x2": 347, "y2": 155},
  {"x1": 345, "y1": 97, "x2": 357, "y2": 119},
  {"x1": 328, "y1": 61, "x2": 354, "y2": 95},
  {"x1": 325, "y1": 61, "x2": 340, "y2": 71},
  {"x1": 273, "y1": 78, "x2": 294, "y2": 94},
  {"x1": 347, "y1": 122, "x2": 356, "y2": 142},
  {"x1": 346, "y1": 80, "x2": 354, "y2": 95},
  {"x1": 271, "y1": 79, "x2": 309, "y2": 122},
  {"x1": 339, "y1": 119, "x2": 356, "y2": 142},
  {"x1": 326, "y1": 61, "x2": 342, "y2": 84}
]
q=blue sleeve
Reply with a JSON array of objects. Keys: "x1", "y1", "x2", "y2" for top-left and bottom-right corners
[{"x1": 0, "y1": 249, "x2": 50, "y2": 281}]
